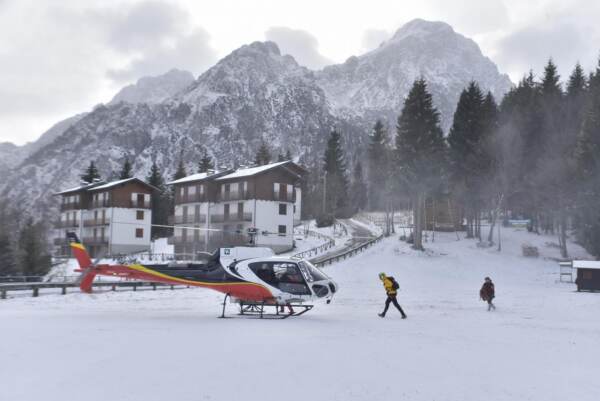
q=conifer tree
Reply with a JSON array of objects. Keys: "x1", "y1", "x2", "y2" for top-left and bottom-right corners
[
  {"x1": 574, "y1": 60, "x2": 600, "y2": 256},
  {"x1": 367, "y1": 120, "x2": 389, "y2": 210},
  {"x1": 350, "y1": 161, "x2": 368, "y2": 213},
  {"x1": 197, "y1": 150, "x2": 214, "y2": 173},
  {"x1": 277, "y1": 153, "x2": 285, "y2": 162},
  {"x1": 447, "y1": 81, "x2": 487, "y2": 239},
  {"x1": 0, "y1": 232, "x2": 17, "y2": 276},
  {"x1": 81, "y1": 161, "x2": 101, "y2": 183},
  {"x1": 396, "y1": 79, "x2": 446, "y2": 250},
  {"x1": 323, "y1": 130, "x2": 349, "y2": 218},
  {"x1": 255, "y1": 141, "x2": 271, "y2": 166},
  {"x1": 173, "y1": 159, "x2": 188, "y2": 181},
  {"x1": 119, "y1": 158, "x2": 133, "y2": 179},
  {"x1": 285, "y1": 149, "x2": 292, "y2": 161},
  {"x1": 147, "y1": 162, "x2": 170, "y2": 238},
  {"x1": 17, "y1": 218, "x2": 51, "y2": 279}
]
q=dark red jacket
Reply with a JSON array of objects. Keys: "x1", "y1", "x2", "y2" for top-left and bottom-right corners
[{"x1": 480, "y1": 282, "x2": 495, "y2": 301}]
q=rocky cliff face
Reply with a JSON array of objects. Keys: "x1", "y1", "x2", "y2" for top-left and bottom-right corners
[
  {"x1": 317, "y1": 19, "x2": 512, "y2": 131},
  {"x1": 2, "y1": 19, "x2": 513, "y2": 217}
]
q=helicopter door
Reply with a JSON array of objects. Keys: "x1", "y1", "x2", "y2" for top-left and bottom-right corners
[{"x1": 249, "y1": 262, "x2": 311, "y2": 296}]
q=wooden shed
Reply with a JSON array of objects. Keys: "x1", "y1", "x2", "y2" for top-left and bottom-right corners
[{"x1": 573, "y1": 261, "x2": 600, "y2": 292}]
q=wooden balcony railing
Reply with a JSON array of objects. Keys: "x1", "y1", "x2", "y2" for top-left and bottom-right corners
[
  {"x1": 83, "y1": 218, "x2": 110, "y2": 227},
  {"x1": 210, "y1": 212, "x2": 252, "y2": 223}
]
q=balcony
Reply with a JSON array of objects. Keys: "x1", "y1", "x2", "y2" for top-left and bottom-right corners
[
  {"x1": 83, "y1": 218, "x2": 110, "y2": 227},
  {"x1": 60, "y1": 202, "x2": 82, "y2": 212},
  {"x1": 91, "y1": 199, "x2": 110, "y2": 209},
  {"x1": 210, "y1": 212, "x2": 252, "y2": 223},
  {"x1": 82, "y1": 237, "x2": 109, "y2": 245},
  {"x1": 55, "y1": 219, "x2": 80, "y2": 228},
  {"x1": 176, "y1": 193, "x2": 207, "y2": 204},
  {"x1": 130, "y1": 199, "x2": 151, "y2": 208},
  {"x1": 273, "y1": 192, "x2": 295, "y2": 203},
  {"x1": 217, "y1": 191, "x2": 250, "y2": 202},
  {"x1": 174, "y1": 215, "x2": 207, "y2": 225}
]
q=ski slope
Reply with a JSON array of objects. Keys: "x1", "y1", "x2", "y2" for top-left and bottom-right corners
[{"x1": 1, "y1": 228, "x2": 599, "y2": 401}]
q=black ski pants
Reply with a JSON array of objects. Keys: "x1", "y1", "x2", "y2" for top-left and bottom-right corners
[{"x1": 382, "y1": 294, "x2": 406, "y2": 317}]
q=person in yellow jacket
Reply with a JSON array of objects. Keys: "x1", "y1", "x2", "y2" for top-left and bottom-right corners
[{"x1": 378, "y1": 272, "x2": 407, "y2": 318}]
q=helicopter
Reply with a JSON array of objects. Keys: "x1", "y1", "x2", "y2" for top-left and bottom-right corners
[{"x1": 68, "y1": 232, "x2": 337, "y2": 319}]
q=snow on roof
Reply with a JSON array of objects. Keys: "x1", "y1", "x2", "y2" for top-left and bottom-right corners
[
  {"x1": 88, "y1": 177, "x2": 157, "y2": 192},
  {"x1": 573, "y1": 260, "x2": 600, "y2": 270},
  {"x1": 216, "y1": 161, "x2": 293, "y2": 181},
  {"x1": 54, "y1": 182, "x2": 105, "y2": 195},
  {"x1": 167, "y1": 172, "x2": 211, "y2": 185},
  {"x1": 89, "y1": 177, "x2": 137, "y2": 190}
]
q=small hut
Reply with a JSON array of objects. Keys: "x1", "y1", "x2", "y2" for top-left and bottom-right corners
[{"x1": 573, "y1": 261, "x2": 600, "y2": 292}]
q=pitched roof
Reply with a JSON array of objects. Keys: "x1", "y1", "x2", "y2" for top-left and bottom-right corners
[
  {"x1": 88, "y1": 177, "x2": 159, "y2": 192},
  {"x1": 54, "y1": 181, "x2": 106, "y2": 196},
  {"x1": 166, "y1": 170, "x2": 232, "y2": 186},
  {"x1": 216, "y1": 161, "x2": 305, "y2": 181}
]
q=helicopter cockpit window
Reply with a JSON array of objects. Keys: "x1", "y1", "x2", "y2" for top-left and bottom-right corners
[
  {"x1": 249, "y1": 262, "x2": 311, "y2": 295},
  {"x1": 298, "y1": 261, "x2": 329, "y2": 282}
]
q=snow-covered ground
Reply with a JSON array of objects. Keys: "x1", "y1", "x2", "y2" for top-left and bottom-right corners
[{"x1": 2, "y1": 228, "x2": 599, "y2": 401}]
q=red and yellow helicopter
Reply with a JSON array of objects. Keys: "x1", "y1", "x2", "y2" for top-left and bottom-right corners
[{"x1": 68, "y1": 232, "x2": 337, "y2": 318}]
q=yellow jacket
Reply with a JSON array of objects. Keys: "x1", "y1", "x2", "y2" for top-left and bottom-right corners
[{"x1": 382, "y1": 277, "x2": 397, "y2": 296}]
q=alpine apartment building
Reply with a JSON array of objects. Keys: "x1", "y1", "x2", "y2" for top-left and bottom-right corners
[
  {"x1": 168, "y1": 160, "x2": 306, "y2": 256},
  {"x1": 54, "y1": 178, "x2": 155, "y2": 258}
]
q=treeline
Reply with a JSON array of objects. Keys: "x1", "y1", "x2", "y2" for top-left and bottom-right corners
[
  {"x1": 0, "y1": 201, "x2": 52, "y2": 278},
  {"x1": 301, "y1": 58, "x2": 600, "y2": 258}
]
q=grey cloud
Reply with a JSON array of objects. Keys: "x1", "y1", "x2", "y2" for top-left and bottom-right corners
[
  {"x1": 425, "y1": 0, "x2": 510, "y2": 35},
  {"x1": 265, "y1": 26, "x2": 332, "y2": 70},
  {"x1": 108, "y1": 28, "x2": 217, "y2": 82},
  {"x1": 495, "y1": 23, "x2": 591, "y2": 80},
  {"x1": 105, "y1": 1, "x2": 189, "y2": 52}
]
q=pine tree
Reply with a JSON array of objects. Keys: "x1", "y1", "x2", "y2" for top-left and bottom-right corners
[
  {"x1": 396, "y1": 79, "x2": 446, "y2": 250},
  {"x1": 119, "y1": 158, "x2": 133, "y2": 179},
  {"x1": 0, "y1": 232, "x2": 17, "y2": 276},
  {"x1": 255, "y1": 141, "x2": 271, "y2": 166},
  {"x1": 285, "y1": 149, "x2": 292, "y2": 161},
  {"x1": 277, "y1": 153, "x2": 285, "y2": 162},
  {"x1": 367, "y1": 120, "x2": 389, "y2": 210},
  {"x1": 81, "y1": 161, "x2": 101, "y2": 183},
  {"x1": 350, "y1": 161, "x2": 368, "y2": 213},
  {"x1": 197, "y1": 150, "x2": 214, "y2": 173},
  {"x1": 447, "y1": 81, "x2": 487, "y2": 239},
  {"x1": 173, "y1": 159, "x2": 188, "y2": 180},
  {"x1": 147, "y1": 162, "x2": 170, "y2": 238},
  {"x1": 17, "y1": 218, "x2": 51, "y2": 279},
  {"x1": 323, "y1": 130, "x2": 350, "y2": 218},
  {"x1": 574, "y1": 60, "x2": 600, "y2": 256}
]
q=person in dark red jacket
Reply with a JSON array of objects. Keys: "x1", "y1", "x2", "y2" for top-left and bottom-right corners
[{"x1": 480, "y1": 277, "x2": 496, "y2": 311}]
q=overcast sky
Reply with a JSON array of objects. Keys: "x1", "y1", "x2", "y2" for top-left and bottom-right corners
[{"x1": 1, "y1": 0, "x2": 599, "y2": 145}]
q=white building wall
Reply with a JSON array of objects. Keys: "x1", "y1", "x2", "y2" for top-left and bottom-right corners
[
  {"x1": 107, "y1": 208, "x2": 151, "y2": 253},
  {"x1": 294, "y1": 187, "x2": 302, "y2": 225},
  {"x1": 253, "y1": 200, "x2": 294, "y2": 253}
]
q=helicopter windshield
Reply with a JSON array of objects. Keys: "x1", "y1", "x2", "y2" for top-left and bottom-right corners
[
  {"x1": 249, "y1": 261, "x2": 311, "y2": 295},
  {"x1": 298, "y1": 261, "x2": 329, "y2": 283}
]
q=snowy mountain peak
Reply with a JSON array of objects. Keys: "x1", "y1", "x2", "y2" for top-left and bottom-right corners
[
  {"x1": 109, "y1": 69, "x2": 195, "y2": 105},
  {"x1": 388, "y1": 19, "x2": 454, "y2": 43}
]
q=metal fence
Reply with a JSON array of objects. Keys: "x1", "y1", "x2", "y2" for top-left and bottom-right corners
[
  {"x1": 311, "y1": 233, "x2": 384, "y2": 268},
  {"x1": 292, "y1": 229, "x2": 336, "y2": 259}
]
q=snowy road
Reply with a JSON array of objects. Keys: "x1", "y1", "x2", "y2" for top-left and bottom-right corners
[{"x1": 1, "y1": 228, "x2": 599, "y2": 401}]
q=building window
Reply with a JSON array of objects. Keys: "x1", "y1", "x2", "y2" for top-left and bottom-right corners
[
  {"x1": 188, "y1": 185, "x2": 196, "y2": 196},
  {"x1": 287, "y1": 184, "x2": 293, "y2": 199},
  {"x1": 135, "y1": 228, "x2": 144, "y2": 238},
  {"x1": 278, "y1": 225, "x2": 287, "y2": 236},
  {"x1": 274, "y1": 182, "x2": 280, "y2": 199},
  {"x1": 199, "y1": 184, "x2": 204, "y2": 195},
  {"x1": 279, "y1": 203, "x2": 287, "y2": 215},
  {"x1": 237, "y1": 202, "x2": 244, "y2": 219},
  {"x1": 136, "y1": 210, "x2": 144, "y2": 220},
  {"x1": 224, "y1": 204, "x2": 230, "y2": 220}
]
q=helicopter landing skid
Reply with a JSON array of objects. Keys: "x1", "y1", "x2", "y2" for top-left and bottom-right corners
[{"x1": 219, "y1": 294, "x2": 313, "y2": 319}]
